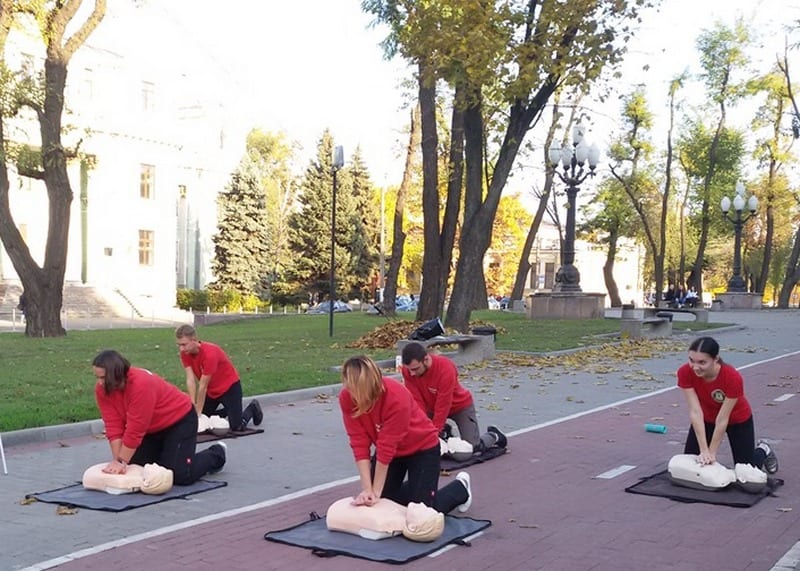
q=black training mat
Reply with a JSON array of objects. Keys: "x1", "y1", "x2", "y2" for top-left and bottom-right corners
[
  {"x1": 440, "y1": 445, "x2": 507, "y2": 472},
  {"x1": 264, "y1": 513, "x2": 492, "y2": 564},
  {"x1": 27, "y1": 479, "x2": 227, "y2": 512},
  {"x1": 196, "y1": 427, "x2": 264, "y2": 443},
  {"x1": 625, "y1": 469, "x2": 783, "y2": 508}
]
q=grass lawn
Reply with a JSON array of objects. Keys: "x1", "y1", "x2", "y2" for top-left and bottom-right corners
[{"x1": 0, "y1": 310, "x2": 726, "y2": 432}]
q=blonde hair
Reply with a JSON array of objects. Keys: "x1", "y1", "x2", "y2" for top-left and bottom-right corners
[{"x1": 341, "y1": 355, "x2": 385, "y2": 417}]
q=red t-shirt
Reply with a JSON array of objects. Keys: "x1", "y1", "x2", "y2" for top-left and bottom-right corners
[
  {"x1": 677, "y1": 362, "x2": 752, "y2": 424},
  {"x1": 95, "y1": 367, "x2": 193, "y2": 450},
  {"x1": 401, "y1": 353, "x2": 473, "y2": 431},
  {"x1": 179, "y1": 341, "x2": 239, "y2": 398},
  {"x1": 339, "y1": 377, "x2": 440, "y2": 465}
]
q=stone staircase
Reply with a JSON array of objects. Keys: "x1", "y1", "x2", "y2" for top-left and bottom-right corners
[{"x1": 0, "y1": 281, "x2": 148, "y2": 320}]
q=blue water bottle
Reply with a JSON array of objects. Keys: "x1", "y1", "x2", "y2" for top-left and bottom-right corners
[{"x1": 644, "y1": 423, "x2": 667, "y2": 434}]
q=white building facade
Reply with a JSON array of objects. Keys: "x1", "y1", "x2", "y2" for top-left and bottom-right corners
[{"x1": 0, "y1": 3, "x2": 247, "y2": 315}]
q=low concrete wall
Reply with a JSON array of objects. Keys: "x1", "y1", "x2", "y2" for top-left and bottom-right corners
[
  {"x1": 714, "y1": 293, "x2": 763, "y2": 310},
  {"x1": 527, "y1": 292, "x2": 606, "y2": 319}
]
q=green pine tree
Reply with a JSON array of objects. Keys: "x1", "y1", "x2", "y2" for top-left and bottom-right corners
[
  {"x1": 211, "y1": 155, "x2": 269, "y2": 297},
  {"x1": 343, "y1": 147, "x2": 380, "y2": 299}
]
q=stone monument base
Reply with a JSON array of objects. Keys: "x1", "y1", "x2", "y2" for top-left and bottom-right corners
[
  {"x1": 527, "y1": 292, "x2": 606, "y2": 320},
  {"x1": 714, "y1": 292, "x2": 762, "y2": 310}
]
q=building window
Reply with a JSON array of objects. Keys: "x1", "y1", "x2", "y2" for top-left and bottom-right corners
[
  {"x1": 138, "y1": 230, "x2": 154, "y2": 266},
  {"x1": 141, "y1": 81, "x2": 154, "y2": 111},
  {"x1": 140, "y1": 164, "x2": 155, "y2": 199},
  {"x1": 104, "y1": 247, "x2": 113, "y2": 256}
]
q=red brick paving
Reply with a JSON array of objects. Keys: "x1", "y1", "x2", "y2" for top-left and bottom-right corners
[{"x1": 49, "y1": 353, "x2": 800, "y2": 571}]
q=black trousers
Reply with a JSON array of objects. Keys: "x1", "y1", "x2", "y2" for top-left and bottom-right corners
[
  {"x1": 201, "y1": 380, "x2": 246, "y2": 430},
  {"x1": 683, "y1": 415, "x2": 766, "y2": 468},
  {"x1": 378, "y1": 445, "x2": 468, "y2": 514},
  {"x1": 131, "y1": 409, "x2": 224, "y2": 485}
]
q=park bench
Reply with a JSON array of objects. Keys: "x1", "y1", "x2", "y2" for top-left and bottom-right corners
[
  {"x1": 396, "y1": 334, "x2": 496, "y2": 366},
  {"x1": 646, "y1": 307, "x2": 709, "y2": 323},
  {"x1": 620, "y1": 316, "x2": 673, "y2": 339}
]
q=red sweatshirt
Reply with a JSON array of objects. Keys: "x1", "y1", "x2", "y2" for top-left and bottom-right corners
[
  {"x1": 95, "y1": 367, "x2": 193, "y2": 450},
  {"x1": 179, "y1": 341, "x2": 239, "y2": 398},
  {"x1": 339, "y1": 377, "x2": 440, "y2": 465},
  {"x1": 402, "y1": 353, "x2": 473, "y2": 431}
]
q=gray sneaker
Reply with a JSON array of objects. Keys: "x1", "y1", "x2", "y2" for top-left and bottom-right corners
[{"x1": 757, "y1": 440, "x2": 778, "y2": 474}]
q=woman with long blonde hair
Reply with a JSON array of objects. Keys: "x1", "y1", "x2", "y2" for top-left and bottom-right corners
[{"x1": 338, "y1": 355, "x2": 473, "y2": 513}]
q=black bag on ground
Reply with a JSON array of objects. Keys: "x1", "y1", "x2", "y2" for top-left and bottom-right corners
[{"x1": 409, "y1": 318, "x2": 444, "y2": 341}]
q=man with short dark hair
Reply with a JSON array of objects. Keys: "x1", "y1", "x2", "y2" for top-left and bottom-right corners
[
  {"x1": 400, "y1": 341, "x2": 506, "y2": 452},
  {"x1": 175, "y1": 324, "x2": 262, "y2": 432}
]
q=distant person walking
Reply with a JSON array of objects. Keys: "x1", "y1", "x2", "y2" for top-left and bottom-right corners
[
  {"x1": 175, "y1": 324, "x2": 262, "y2": 432},
  {"x1": 92, "y1": 349, "x2": 225, "y2": 484},
  {"x1": 678, "y1": 336, "x2": 778, "y2": 473}
]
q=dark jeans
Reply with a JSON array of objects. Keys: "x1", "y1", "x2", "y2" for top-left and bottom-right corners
[
  {"x1": 683, "y1": 415, "x2": 766, "y2": 468},
  {"x1": 202, "y1": 380, "x2": 245, "y2": 431},
  {"x1": 131, "y1": 409, "x2": 225, "y2": 485},
  {"x1": 378, "y1": 445, "x2": 468, "y2": 514}
]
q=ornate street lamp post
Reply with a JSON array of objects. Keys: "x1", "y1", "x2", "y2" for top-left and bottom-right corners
[
  {"x1": 329, "y1": 145, "x2": 344, "y2": 337},
  {"x1": 547, "y1": 122, "x2": 601, "y2": 293},
  {"x1": 720, "y1": 181, "x2": 758, "y2": 293}
]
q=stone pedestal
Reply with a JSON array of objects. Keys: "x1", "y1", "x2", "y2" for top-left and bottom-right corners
[
  {"x1": 527, "y1": 292, "x2": 606, "y2": 319},
  {"x1": 714, "y1": 292, "x2": 763, "y2": 310}
]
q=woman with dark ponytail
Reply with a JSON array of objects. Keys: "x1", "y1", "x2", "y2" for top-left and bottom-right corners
[
  {"x1": 678, "y1": 336, "x2": 778, "y2": 473},
  {"x1": 92, "y1": 349, "x2": 226, "y2": 484}
]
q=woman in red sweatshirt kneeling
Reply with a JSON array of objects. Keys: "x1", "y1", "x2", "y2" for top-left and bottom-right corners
[
  {"x1": 92, "y1": 349, "x2": 226, "y2": 485},
  {"x1": 338, "y1": 355, "x2": 472, "y2": 513}
]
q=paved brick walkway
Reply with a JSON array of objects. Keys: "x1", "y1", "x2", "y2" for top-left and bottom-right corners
[
  {"x1": 30, "y1": 350, "x2": 800, "y2": 571},
  {"x1": 5, "y1": 310, "x2": 800, "y2": 570}
]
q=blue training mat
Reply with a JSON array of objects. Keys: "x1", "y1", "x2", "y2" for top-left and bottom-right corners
[
  {"x1": 27, "y1": 479, "x2": 227, "y2": 512},
  {"x1": 264, "y1": 513, "x2": 492, "y2": 564}
]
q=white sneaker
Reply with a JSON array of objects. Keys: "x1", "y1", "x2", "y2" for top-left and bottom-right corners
[
  {"x1": 208, "y1": 442, "x2": 227, "y2": 475},
  {"x1": 455, "y1": 471, "x2": 472, "y2": 513}
]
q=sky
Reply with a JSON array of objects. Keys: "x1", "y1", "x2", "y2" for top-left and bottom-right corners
[{"x1": 158, "y1": 0, "x2": 800, "y2": 194}]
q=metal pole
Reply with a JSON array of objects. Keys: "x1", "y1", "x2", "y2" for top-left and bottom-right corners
[
  {"x1": 329, "y1": 167, "x2": 337, "y2": 337},
  {"x1": 728, "y1": 210, "x2": 747, "y2": 292}
]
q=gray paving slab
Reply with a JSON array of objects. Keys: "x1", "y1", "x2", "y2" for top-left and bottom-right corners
[{"x1": 1, "y1": 309, "x2": 799, "y2": 570}]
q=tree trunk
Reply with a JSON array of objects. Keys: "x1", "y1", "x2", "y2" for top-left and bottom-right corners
[
  {"x1": 417, "y1": 69, "x2": 464, "y2": 321},
  {"x1": 778, "y1": 226, "x2": 800, "y2": 308},
  {"x1": 383, "y1": 105, "x2": 421, "y2": 316},
  {"x1": 604, "y1": 228, "x2": 622, "y2": 307},
  {"x1": 446, "y1": 82, "x2": 556, "y2": 331},
  {"x1": 510, "y1": 103, "x2": 560, "y2": 302},
  {"x1": 416, "y1": 61, "x2": 443, "y2": 320}
]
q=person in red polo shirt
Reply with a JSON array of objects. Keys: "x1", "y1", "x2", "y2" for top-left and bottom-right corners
[
  {"x1": 678, "y1": 336, "x2": 778, "y2": 473},
  {"x1": 92, "y1": 349, "x2": 225, "y2": 484},
  {"x1": 175, "y1": 324, "x2": 262, "y2": 432},
  {"x1": 400, "y1": 341, "x2": 506, "y2": 453},
  {"x1": 339, "y1": 355, "x2": 472, "y2": 513}
]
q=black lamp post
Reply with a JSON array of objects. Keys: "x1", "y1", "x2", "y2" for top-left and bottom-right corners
[
  {"x1": 329, "y1": 145, "x2": 344, "y2": 337},
  {"x1": 720, "y1": 181, "x2": 758, "y2": 293},
  {"x1": 547, "y1": 122, "x2": 600, "y2": 293}
]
